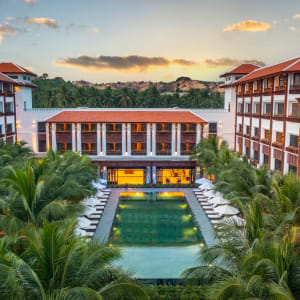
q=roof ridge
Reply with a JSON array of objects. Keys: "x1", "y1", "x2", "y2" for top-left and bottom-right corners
[
  {"x1": 283, "y1": 58, "x2": 300, "y2": 71},
  {"x1": 0, "y1": 71, "x2": 17, "y2": 83}
]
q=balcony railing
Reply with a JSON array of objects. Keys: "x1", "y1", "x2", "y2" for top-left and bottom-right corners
[
  {"x1": 181, "y1": 150, "x2": 193, "y2": 155},
  {"x1": 156, "y1": 150, "x2": 172, "y2": 156},
  {"x1": 275, "y1": 86, "x2": 285, "y2": 94},
  {"x1": 286, "y1": 146, "x2": 298, "y2": 154},
  {"x1": 106, "y1": 150, "x2": 122, "y2": 155},
  {"x1": 82, "y1": 150, "x2": 97, "y2": 155},
  {"x1": 131, "y1": 150, "x2": 147, "y2": 155},
  {"x1": 289, "y1": 84, "x2": 300, "y2": 94}
]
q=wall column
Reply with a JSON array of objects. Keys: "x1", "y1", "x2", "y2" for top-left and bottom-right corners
[
  {"x1": 196, "y1": 123, "x2": 201, "y2": 144},
  {"x1": 72, "y1": 123, "x2": 76, "y2": 152},
  {"x1": 152, "y1": 123, "x2": 156, "y2": 156},
  {"x1": 177, "y1": 123, "x2": 181, "y2": 156},
  {"x1": 102, "y1": 123, "x2": 106, "y2": 155},
  {"x1": 122, "y1": 123, "x2": 126, "y2": 156},
  {"x1": 171, "y1": 123, "x2": 176, "y2": 156},
  {"x1": 147, "y1": 123, "x2": 151, "y2": 156},
  {"x1": 146, "y1": 166, "x2": 151, "y2": 184},
  {"x1": 152, "y1": 165, "x2": 157, "y2": 184},
  {"x1": 46, "y1": 123, "x2": 50, "y2": 151},
  {"x1": 51, "y1": 123, "x2": 57, "y2": 151},
  {"x1": 127, "y1": 123, "x2": 131, "y2": 156},
  {"x1": 97, "y1": 123, "x2": 101, "y2": 156},
  {"x1": 77, "y1": 123, "x2": 81, "y2": 154}
]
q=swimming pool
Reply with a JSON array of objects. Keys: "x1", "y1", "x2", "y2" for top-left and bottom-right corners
[{"x1": 110, "y1": 192, "x2": 205, "y2": 279}]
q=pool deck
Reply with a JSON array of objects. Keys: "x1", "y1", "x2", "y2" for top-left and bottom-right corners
[{"x1": 93, "y1": 188, "x2": 218, "y2": 246}]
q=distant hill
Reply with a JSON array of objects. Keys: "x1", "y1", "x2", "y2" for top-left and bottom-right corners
[
  {"x1": 71, "y1": 77, "x2": 224, "y2": 94},
  {"x1": 32, "y1": 76, "x2": 225, "y2": 109}
]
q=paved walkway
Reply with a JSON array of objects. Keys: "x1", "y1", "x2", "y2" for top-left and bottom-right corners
[{"x1": 93, "y1": 188, "x2": 218, "y2": 246}]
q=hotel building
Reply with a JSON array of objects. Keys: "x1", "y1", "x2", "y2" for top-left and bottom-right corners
[{"x1": 221, "y1": 57, "x2": 300, "y2": 176}]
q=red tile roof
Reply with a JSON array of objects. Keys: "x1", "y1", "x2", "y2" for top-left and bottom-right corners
[
  {"x1": 17, "y1": 81, "x2": 37, "y2": 88},
  {"x1": 0, "y1": 72, "x2": 17, "y2": 84},
  {"x1": 0, "y1": 63, "x2": 37, "y2": 77},
  {"x1": 234, "y1": 57, "x2": 300, "y2": 84},
  {"x1": 219, "y1": 64, "x2": 260, "y2": 78},
  {"x1": 46, "y1": 110, "x2": 207, "y2": 123}
]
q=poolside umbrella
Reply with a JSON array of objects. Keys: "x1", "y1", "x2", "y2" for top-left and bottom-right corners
[
  {"x1": 199, "y1": 182, "x2": 214, "y2": 190},
  {"x1": 214, "y1": 205, "x2": 240, "y2": 216},
  {"x1": 196, "y1": 178, "x2": 212, "y2": 185},
  {"x1": 208, "y1": 196, "x2": 230, "y2": 207},
  {"x1": 220, "y1": 216, "x2": 245, "y2": 226}
]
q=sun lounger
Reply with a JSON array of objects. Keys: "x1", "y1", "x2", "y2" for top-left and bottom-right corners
[
  {"x1": 193, "y1": 189, "x2": 201, "y2": 192},
  {"x1": 211, "y1": 220, "x2": 220, "y2": 224},
  {"x1": 85, "y1": 214, "x2": 102, "y2": 220},
  {"x1": 207, "y1": 214, "x2": 221, "y2": 219}
]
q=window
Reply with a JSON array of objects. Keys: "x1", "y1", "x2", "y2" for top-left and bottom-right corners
[
  {"x1": 254, "y1": 127, "x2": 259, "y2": 137},
  {"x1": 279, "y1": 75, "x2": 285, "y2": 87},
  {"x1": 209, "y1": 123, "x2": 217, "y2": 133},
  {"x1": 275, "y1": 159, "x2": 281, "y2": 171},
  {"x1": 82, "y1": 143, "x2": 97, "y2": 154},
  {"x1": 291, "y1": 103, "x2": 300, "y2": 117},
  {"x1": 57, "y1": 143, "x2": 72, "y2": 152},
  {"x1": 246, "y1": 125, "x2": 250, "y2": 135},
  {"x1": 106, "y1": 123, "x2": 122, "y2": 132},
  {"x1": 0, "y1": 102, "x2": 3, "y2": 113},
  {"x1": 181, "y1": 123, "x2": 196, "y2": 132},
  {"x1": 264, "y1": 129, "x2": 270, "y2": 141},
  {"x1": 7, "y1": 124, "x2": 13, "y2": 133},
  {"x1": 9, "y1": 75, "x2": 18, "y2": 79},
  {"x1": 289, "y1": 165, "x2": 297, "y2": 174},
  {"x1": 131, "y1": 123, "x2": 146, "y2": 132},
  {"x1": 245, "y1": 147, "x2": 250, "y2": 157},
  {"x1": 290, "y1": 134, "x2": 298, "y2": 148},
  {"x1": 24, "y1": 101, "x2": 27, "y2": 110},
  {"x1": 106, "y1": 143, "x2": 122, "y2": 154},
  {"x1": 254, "y1": 103, "x2": 260, "y2": 114},
  {"x1": 238, "y1": 124, "x2": 242, "y2": 133},
  {"x1": 0, "y1": 124, "x2": 2, "y2": 134},
  {"x1": 294, "y1": 73, "x2": 300, "y2": 86},
  {"x1": 81, "y1": 123, "x2": 97, "y2": 132},
  {"x1": 263, "y1": 78, "x2": 272, "y2": 90},
  {"x1": 263, "y1": 154, "x2": 269, "y2": 165},
  {"x1": 157, "y1": 123, "x2": 172, "y2": 132},
  {"x1": 245, "y1": 103, "x2": 251, "y2": 113},
  {"x1": 156, "y1": 142, "x2": 171, "y2": 155},
  {"x1": 38, "y1": 122, "x2": 46, "y2": 133},
  {"x1": 131, "y1": 142, "x2": 146, "y2": 154},
  {"x1": 56, "y1": 123, "x2": 72, "y2": 132},
  {"x1": 38, "y1": 140, "x2": 46, "y2": 152},
  {"x1": 237, "y1": 103, "x2": 243, "y2": 113},
  {"x1": 5, "y1": 102, "x2": 13, "y2": 113},
  {"x1": 181, "y1": 143, "x2": 195, "y2": 154},
  {"x1": 275, "y1": 132, "x2": 283, "y2": 144},
  {"x1": 254, "y1": 150, "x2": 259, "y2": 161},
  {"x1": 275, "y1": 103, "x2": 284, "y2": 115},
  {"x1": 264, "y1": 103, "x2": 271, "y2": 114}
]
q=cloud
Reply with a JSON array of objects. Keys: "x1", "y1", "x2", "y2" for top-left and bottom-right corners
[
  {"x1": 224, "y1": 20, "x2": 271, "y2": 32},
  {"x1": 56, "y1": 55, "x2": 198, "y2": 72},
  {"x1": 289, "y1": 26, "x2": 297, "y2": 32},
  {"x1": 25, "y1": 17, "x2": 59, "y2": 29},
  {"x1": 65, "y1": 23, "x2": 100, "y2": 33},
  {"x1": 293, "y1": 14, "x2": 300, "y2": 19},
  {"x1": 0, "y1": 24, "x2": 19, "y2": 44},
  {"x1": 204, "y1": 58, "x2": 265, "y2": 67}
]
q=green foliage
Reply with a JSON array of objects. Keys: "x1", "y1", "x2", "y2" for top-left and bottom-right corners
[
  {"x1": 0, "y1": 222, "x2": 149, "y2": 299},
  {"x1": 186, "y1": 137, "x2": 300, "y2": 299},
  {"x1": 32, "y1": 78, "x2": 224, "y2": 109}
]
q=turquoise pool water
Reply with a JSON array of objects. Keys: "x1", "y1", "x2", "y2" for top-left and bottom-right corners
[{"x1": 110, "y1": 193, "x2": 204, "y2": 279}]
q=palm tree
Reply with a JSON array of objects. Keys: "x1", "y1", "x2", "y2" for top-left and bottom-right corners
[
  {"x1": 0, "y1": 151, "x2": 97, "y2": 235},
  {"x1": 0, "y1": 164, "x2": 80, "y2": 235},
  {"x1": 0, "y1": 222, "x2": 149, "y2": 299}
]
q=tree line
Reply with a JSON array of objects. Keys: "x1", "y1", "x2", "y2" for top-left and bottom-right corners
[{"x1": 32, "y1": 78, "x2": 224, "y2": 109}]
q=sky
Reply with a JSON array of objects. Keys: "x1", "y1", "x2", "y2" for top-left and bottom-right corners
[{"x1": 0, "y1": 0, "x2": 300, "y2": 83}]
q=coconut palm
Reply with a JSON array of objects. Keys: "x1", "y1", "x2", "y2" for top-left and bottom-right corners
[
  {"x1": 0, "y1": 222, "x2": 149, "y2": 300},
  {"x1": 0, "y1": 164, "x2": 80, "y2": 235}
]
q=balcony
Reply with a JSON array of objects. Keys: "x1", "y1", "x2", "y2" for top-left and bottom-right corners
[
  {"x1": 261, "y1": 138, "x2": 270, "y2": 145},
  {"x1": 262, "y1": 87, "x2": 272, "y2": 95},
  {"x1": 106, "y1": 150, "x2": 122, "y2": 156},
  {"x1": 244, "y1": 90, "x2": 252, "y2": 96},
  {"x1": 289, "y1": 84, "x2": 300, "y2": 94},
  {"x1": 131, "y1": 150, "x2": 147, "y2": 156},
  {"x1": 156, "y1": 150, "x2": 172, "y2": 156},
  {"x1": 272, "y1": 142, "x2": 283, "y2": 149},
  {"x1": 181, "y1": 150, "x2": 193, "y2": 156},
  {"x1": 286, "y1": 146, "x2": 298, "y2": 154},
  {"x1": 82, "y1": 150, "x2": 97, "y2": 155},
  {"x1": 274, "y1": 86, "x2": 285, "y2": 95},
  {"x1": 253, "y1": 90, "x2": 261, "y2": 96}
]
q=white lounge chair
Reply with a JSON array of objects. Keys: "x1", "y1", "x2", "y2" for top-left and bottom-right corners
[{"x1": 207, "y1": 214, "x2": 222, "y2": 219}]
